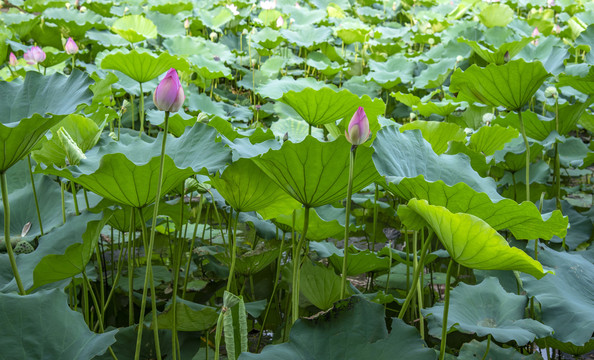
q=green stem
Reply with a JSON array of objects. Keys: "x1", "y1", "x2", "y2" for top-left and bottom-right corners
[
  {"x1": 130, "y1": 94, "x2": 136, "y2": 131},
  {"x1": 372, "y1": 183, "x2": 379, "y2": 251},
  {"x1": 554, "y1": 99, "x2": 561, "y2": 210},
  {"x1": 71, "y1": 55, "x2": 76, "y2": 70},
  {"x1": 61, "y1": 181, "x2": 66, "y2": 224},
  {"x1": 340, "y1": 146, "x2": 357, "y2": 298},
  {"x1": 517, "y1": 110, "x2": 530, "y2": 201},
  {"x1": 292, "y1": 205, "x2": 310, "y2": 324},
  {"x1": 226, "y1": 209, "x2": 240, "y2": 293},
  {"x1": 439, "y1": 259, "x2": 455, "y2": 360},
  {"x1": 480, "y1": 334, "x2": 492, "y2": 360},
  {"x1": 139, "y1": 82, "x2": 145, "y2": 136},
  {"x1": 127, "y1": 207, "x2": 136, "y2": 326},
  {"x1": 134, "y1": 112, "x2": 170, "y2": 360},
  {"x1": 70, "y1": 181, "x2": 80, "y2": 216},
  {"x1": 257, "y1": 232, "x2": 284, "y2": 350},
  {"x1": 398, "y1": 231, "x2": 433, "y2": 319},
  {"x1": 1, "y1": 172, "x2": 25, "y2": 295},
  {"x1": 27, "y1": 155, "x2": 43, "y2": 235},
  {"x1": 182, "y1": 194, "x2": 205, "y2": 298},
  {"x1": 413, "y1": 231, "x2": 425, "y2": 340}
]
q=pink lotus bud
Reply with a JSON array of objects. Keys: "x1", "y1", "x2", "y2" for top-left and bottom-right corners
[
  {"x1": 153, "y1": 68, "x2": 185, "y2": 113},
  {"x1": 276, "y1": 16, "x2": 284, "y2": 27},
  {"x1": 64, "y1": 37, "x2": 79, "y2": 55},
  {"x1": 184, "y1": 19, "x2": 190, "y2": 29},
  {"x1": 345, "y1": 107, "x2": 370, "y2": 146},
  {"x1": 24, "y1": 46, "x2": 46, "y2": 65},
  {"x1": 9, "y1": 52, "x2": 17, "y2": 67},
  {"x1": 532, "y1": 27, "x2": 540, "y2": 37}
]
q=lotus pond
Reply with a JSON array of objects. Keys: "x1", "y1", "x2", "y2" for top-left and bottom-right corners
[{"x1": 1, "y1": 0, "x2": 593, "y2": 359}]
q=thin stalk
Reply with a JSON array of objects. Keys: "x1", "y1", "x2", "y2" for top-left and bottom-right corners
[
  {"x1": 480, "y1": 334, "x2": 492, "y2": 360},
  {"x1": 70, "y1": 181, "x2": 80, "y2": 215},
  {"x1": 438, "y1": 259, "x2": 455, "y2": 360},
  {"x1": 226, "y1": 209, "x2": 240, "y2": 293},
  {"x1": 83, "y1": 189, "x2": 90, "y2": 210},
  {"x1": 133, "y1": 112, "x2": 170, "y2": 360},
  {"x1": 413, "y1": 231, "x2": 425, "y2": 340},
  {"x1": 398, "y1": 231, "x2": 433, "y2": 319},
  {"x1": 27, "y1": 155, "x2": 43, "y2": 235},
  {"x1": 340, "y1": 146, "x2": 357, "y2": 298},
  {"x1": 182, "y1": 194, "x2": 205, "y2": 298},
  {"x1": 61, "y1": 181, "x2": 66, "y2": 224},
  {"x1": 71, "y1": 55, "x2": 76, "y2": 70},
  {"x1": 95, "y1": 241, "x2": 106, "y2": 316},
  {"x1": 1, "y1": 172, "x2": 25, "y2": 295},
  {"x1": 372, "y1": 183, "x2": 379, "y2": 251},
  {"x1": 553, "y1": 98, "x2": 561, "y2": 210},
  {"x1": 127, "y1": 208, "x2": 136, "y2": 326},
  {"x1": 130, "y1": 94, "x2": 136, "y2": 131},
  {"x1": 171, "y1": 236, "x2": 183, "y2": 360},
  {"x1": 292, "y1": 205, "x2": 310, "y2": 324},
  {"x1": 138, "y1": 82, "x2": 145, "y2": 136},
  {"x1": 517, "y1": 110, "x2": 531, "y2": 201},
  {"x1": 102, "y1": 234, "x2": 126, "y2": 322}
]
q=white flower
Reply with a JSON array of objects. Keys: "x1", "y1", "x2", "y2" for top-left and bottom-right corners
[
  {"x1": 260, "y1": 0, "x2": 276, "y2": 10},
  {"x1": 276, "y1": 16, "x2": 284, "y2": 27},
  {"x1": 226, "y1": 4, "x2": 239, "y2": 16}
]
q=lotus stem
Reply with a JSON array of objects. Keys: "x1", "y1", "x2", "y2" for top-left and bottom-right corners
[
  {"x1": 70, "y1": 181, "x2": 80, "y2": 216},
  {"x1": 28, "y1": 155, "x2": 43, "y2": 235},
  {"x1": 517, "y1": 110, "x2": 530, "y2": 201},
  {"x1": 139, "y1": 82, "x2": 145, "y2": 136},
  {"x1": 292, "y1": 205, "x2": 310, "y2": 324},
  {"x1": 60, "y1": 181, "x2": 66, "y2": 224},
  {"x1": 134, "y1": 111, "x2": 170, "y2": 360},
  {"x1": 182, "y1": 194, "x2": 205, "y2": 298},
  {"x1": 340, "y1": 146, "x2": 357, "y2": 298},
  {"x1": 127, "y1": 207, "x2": 136, "y2": 326},
  {"x1": 413, "y1": 231, "x2": 425, "y2": 340},
  {"x1": 439, "y1": 258, "x2": 455, "y2": 360},
  {"x1": 554, "y1": 99, "x2": 561, "y2": 210},
  {"x1": 130, "y1": 94, "x2": 136, "y2": 131},
  {"x1": 1, "y1": 172, "x2": 26, "y2": 295},
  {"x1": 398, "y1": 231, "x2": 433, "y2": 319},
  {"x1": 481, "y1": 334, "x2": 492, "y2": 360},
  {"x1": 226, "y1": 208, "x2": 240, "y2": 293}
]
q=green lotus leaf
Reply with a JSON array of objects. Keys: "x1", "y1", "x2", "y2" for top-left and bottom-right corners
[
  {"x1": 492, "y1": 137, "x2": 544, "y2": 172},
  {"x1": 557, "y1": 65, "x2": 594, "y2": 95},
  {"x1": 252, "y1": 136, "x2": 380, "y2": 208},
  {"x1": 479, "y1": 3, "x2": 514, "y2": 28},
  {"x1": 39, "y1": 124, "x2": 231, "y2": 208},
  {"x1": 210, "y1": 158, "x2": 299, "y2": 213},
  {"x1": 30, "y1": 214, "x2": 109, "y2": 292},
  {"x1": 366, "y1": 54, "x2": 415, "y2": 88},
  {"x1": 157, "y1": 299, "x2": 218, "y2": 332},
  {"x1": 100, "y1": 48, "x2": 189, "y2": 84},
  {"x1": 413, "y1": 58, "x2": 457, "y2": 89},
  {"x1": 335, "y1": 19, "x2": 371, "y2": 44},
  {"x1": 449, "y1": 59, "x2": 550, "y2": 110},
  {"x1": 391, "y1": 92, "x2": 462, "y2": 117},
  {"x1": 468, "y1": 125, "x2": 519, "y2": 156},
  {"x1": 199, "y1": 6, "x2": 234, "y2": 30},
  {"x1": 150, "y1": 0, "x2": 193, "y2": 14},
  {"x1": 111, "y1": 14, "x2": 157, "y2": 43},
  {"x1": 423, "y1": 277, "x2": 553, "y2": 345},
  {"x1": 299, "y1": 260, "x2": 347, "y2": 310},
  {"x1": 540, "y1": 199, "x2": 592, "y2": 251},
  {"x1": 281, "y1": 26, "x2": 333, "y2": 48},
  {"x1": 145, "y1": 12, "x2": 186, "y2": 38},
  {"x1": 0, "y1": 289, "x2": 116, "y2": 359},
  {"x1": 258, "y1": 77, "x2": 333, "y2": 100},
  {"x1": 239, "y1": 296, "x2": 436, "y2": 360},
  {"x1": 372, "y1": 125, "x2": 502, "y2": 201},
  {"x1": 458, "y1": 339, "x2": 544, "y2": 359},
  {"x1": 270, "y1": 118, "x2": 324, "y2": 143},
  {"x1": 458, "y1": 37, "x2": 533, "y2": 65},
  {"x1": 306, "y1": 52, "x2": 342, "y2": 76},
  {"x1": 405, "y1": 198, "x2": 548, "y2": 279},
  {"x1": 218, "y1": 243, "x2": 281, "y2": 276},
  {"x1": 163, "y1": 36, "x2": 234, "y2": 62},
  {"x1": 327, "y1": 245, "x2": 391, "y2": 276},
  {"x1": 0, "y1": 70, "x2": 93, "y2": 172},
  {"x1": 446, "y1": 142, "x2": 491, "y2": 177},
  {"x1": 400, "y1": 120, "x2": 466, "y2": 155},
  {"x1": 375, "y1": 262, "x2": 452, "y2": 290},
  {"x1": 493, "y1": 100, "x2": 593, "y2": 141},
  {"x1": 253, "y1": 27, "x2": 284, "y2": 49},
  {"x1": 87, "y1": 29, "x2": 130, "y2": 48},
  {"x1": 32, "y1": 114, "x2": 104, "y2": 168},
  {"x1": 42, "y1": 7, "x2": 104, "y2": 38},
  {"x1": 0, "y1": 211, "x2": 103, "y2": 293},
  {"x1": 273, "y1": 207, "x2": 345, "y2": 240},
  {"x1": 536, "y1": 337, "x2": 594, "y2": 357},
  {"x1": 189, "y1": 54, "x2": 232, "y2": 79},
  {"x1": 146, "y1": 109, "x2": 196, "y2": 137},
  {"x1": 521, "y1": 246, "x2": 594, "y2": 347}
]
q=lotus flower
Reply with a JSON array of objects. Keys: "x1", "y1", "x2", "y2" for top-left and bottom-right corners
[
  {"x1": 276, "y1": 16, "x2": 284, "y2": 27},
  {"x1": 153, "y1": 68, "x2": 185, "y2": 113},
  {"x1": 8, "y1": 52, "x2": 17, "y2": 67},
  {"x1": 24, "y1": 46, "x2": 46, "y2": 65},
  {"x1": 345, "y1": 107, "x2": 370, "y2": 146},
  {"x1": 64, "y1": 37, "x2": 79, "y2": 55}
]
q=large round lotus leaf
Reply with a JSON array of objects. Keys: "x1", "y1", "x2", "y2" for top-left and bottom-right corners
[
  {"x1": 273, "y1": 207, "x2": 345, "y2": 240},
  {"x1": 42, "y1": 7, "x2": 104, "y2": 38},
  {"x1": 372, "y1": 125, "x2": 502, "y2": 201},
  {"x1": 280, "y1": 27, "x2": 333, "y2": 48},
  {"x1": 0, "y1": 70, "x2": 93, "y2": 172},
  {"x1": 394, "y1": 177, "x2": 567, "y2": 241},
  {"x1": 521, "y1": 246, "x2": 594, "y2": 347},
  {"x1": 403, "y1": 199, "x2": 548, "y2": 279},
  {"x1": 39, "y1": 124, "x2": 231, "y2": 208},
  {"x1": 557, "y1": 65, "x2": 594, "y2": 95},
  {"x1": 391, "y1": 92, "x2": 461, "y2": 117},
  {"x1": 449, "y1": 59, "x2": 550, "y2": 110},
  {"x1": 536, "y1": 337, "x2": 594, "y2": 356},
  {"x1": 0, "y1": 211, "x2": 103, "y2": 293},
  {"x1": 239, "y1": 296, "x2": 436, "y2": 360},
  {"x1": 157, "y1": 299, "x2": 219, "y2": 332},
  {"x1": 0, "y1": 289, "x2": 116, "y2": 359},
  {"x1": 251, "y1": 136, "x2": 380, "y2": 208},
  {"x1": 458, "y1": 339, "x2": 543, "y2": 360},
  {"x1": 210, "y1": 158, "x2": 299, "y2": 213},
  {"x1": 100, "y1": 48, "x2": 189, "y2": 83},
  {"x1": 366, "y1": 55, "x2": 415, "y2": 88},
  {"x1": 493, "y1": 102, "x2": 593, "y2": 142},
  {"x1": 111, "y1": 15, "x2": 157, "y2": 43},
  {"x1": 478, "y1": 3, "x2": 514, "y2": 28},
  {"x1": 422, "y1": 277, "x2": 553, "y2": 345},
  {"x1": 216, "y1": 244, "x2": 281, "y2": 276},
  {"x1": 400, "y1": 120, "x2": 466, "y2": 155},
  {"x1": 278, "y1": 87, "x2": 385, "y2": 127},
  {"x1": 458, "y1": 37, "x2": 533, "y2": 65},
  {"x1": 468, "y1": 125, "x2": 519, "y2": 156},
  {"x1": 412, "y1": 58, "x2": 457, "y2": 89}
]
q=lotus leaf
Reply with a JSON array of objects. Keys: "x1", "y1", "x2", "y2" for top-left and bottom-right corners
[
  {"x1": 100, "y1": 48, "x2": 189, "y2": 84},
  {"x1": 400, "y1": 120, "x2": 466, "y2": 155},
  {"x1": 111, "y1": 15, "x2": 157, "y2": 43}
]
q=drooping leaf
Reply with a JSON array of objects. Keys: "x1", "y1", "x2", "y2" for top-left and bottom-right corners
[
  {"x1": 0, "y1": 289, "x2": 116, "y2": 359},
  {"x1": 458, "y1": 37, "x2": 533, "y2": 65},
  {"x1": 252, "y1": 136, "x2": 380, "y2": 208},
  {"x1": 0, "y1": 70, "x2": 93, "y2": 172},
  {"x1": 239, "y1": 296, "x2": 436, "y2": 360},
  {"x1": 478, "y1": 3, "x2": 514, "y2": 28},
  {"x1": 422, "y1": 277, "x2": 553, "y2": 345},
  {"x1": 404, "y1": 199, "x2": 548, "y2": 279},
  {"x1": 273, "y1": 207, "x2": 345, "y2": 240},
  {"x1": 157, "y1": 299, "x2": 219, "y2": 332},
  {"x1": 449, "y1": 59, "x2": 550, "y2": 110},
  {"x1": 400, "y1": 120, "x2": 466, "y2": 155},
  {"x1": 111, "y1": 15, "x2": 157, "y2": 43},
  {"x1": 458, "y1": 339, "x2": 543, "y2": 359},
  {"x1": 299, "y1": 260, "x2": 346, "y2": 310},
  {"x1": 100, "y1": 48, "x2": 189, "y2": 84},
  {"x1": 468, "y1": 125, "x2": 519, "y2": 156}
]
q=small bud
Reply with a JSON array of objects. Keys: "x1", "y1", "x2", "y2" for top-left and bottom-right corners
[
  {"x1": 409, "y1": 112, "x2": 416, "y2": 120},
  {"x1": 482, "y1": 113, "x2": 495, "y2": 125},
  {"x1": 153, "y1": 68, "x2": 185, "y2": 113},
  {"x1": 64, "y1": 37, "x2": 79, "y2": 55},
  {"x1": 464, "y1": 128, "x2": 473, "y2": 135},
  {"x1": 427, "y1": 37, "x2": 435, "y2": 45},
  {"x1": 210, "y1": 32, "x2": 218, "y2": 41},
  {"x1": 345, "y1": 107, "x2": 371, "y2": 146},
  {"x1": 184, "y1": 19, "x2": 190, "y2": 29},
  {"x1": 226, "y1": 4, "x2": 239, "y2": 16},
  {"x1": 24, "y1": 46, "x2": 46, "y2": 65},
  {"x1": 79, "y1": 5, "x2": 87, "y2": 12},
  {"x1": 276, "y1": 16, "x2": 284, "y2": 28},
  {"x1": 544, "y1": 86, "x2": 558, "y2": 99},
  {"x1": 65, "y1": 2, "x2": 71, "y2": 9},
  {"x1": 456, "y1": 55, "x2": 464, "y2": 63},
  {"x1": 9, "y1": 52, "x2": 17, "y2": 67},
  {"x1": 503, "y1": 51, "x2": 510, "y2": 63}
]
